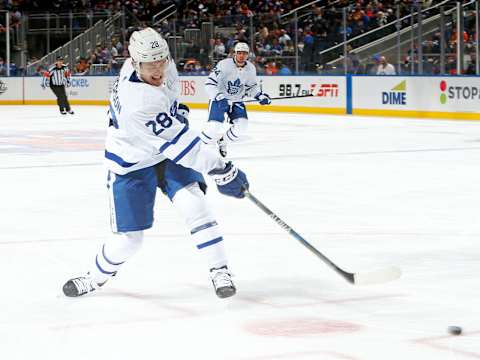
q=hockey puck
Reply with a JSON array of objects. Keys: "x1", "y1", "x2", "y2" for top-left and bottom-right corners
[{"x1": 447, "y1": 326, "x2": 462, "y2": 335}]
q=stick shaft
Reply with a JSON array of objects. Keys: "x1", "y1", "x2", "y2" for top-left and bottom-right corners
[
  {"x1": 243, "y1": 94, "x2": 313, "y2": 103},
  {"x1": 243, "y1": 190, "x2": 354, "y2": 283}
]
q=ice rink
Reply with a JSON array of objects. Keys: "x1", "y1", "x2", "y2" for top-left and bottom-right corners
[{"x1": 1, "y1": 105, "x2": 480, "y2": 360}]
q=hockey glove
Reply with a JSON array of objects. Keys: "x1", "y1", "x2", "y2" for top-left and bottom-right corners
[
  {"x1": 254, "y1": 92, "x2": 271, "y2": 105},
  {"x1": 209, "y1": 161, "x2": 249, "y2": 199},
  {"x1": 214, "y1": 93, "x2": 231, "y2": 113},
  {"x1": 176, "y1": 103, "x2": 190, "y2": 125}
]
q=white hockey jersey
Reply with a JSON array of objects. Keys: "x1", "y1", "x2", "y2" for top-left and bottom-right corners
[
  {"x1": 205, "y1": 58, "x2": 260, "y2": 102},
  {"x1": 105, "y1": 58, "x2": 224, "y2": 175}
]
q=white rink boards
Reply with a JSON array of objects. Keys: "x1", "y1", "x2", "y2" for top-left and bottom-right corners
[{"x1": 2, "y1": 75, "x2": 479, "y2": 119}]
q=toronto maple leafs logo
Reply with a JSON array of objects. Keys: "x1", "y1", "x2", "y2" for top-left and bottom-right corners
[{"x1": 227, "y1": 78, "x2": 243, "y2": 95}]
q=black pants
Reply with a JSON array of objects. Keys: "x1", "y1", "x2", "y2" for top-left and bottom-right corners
[{"x1": 50, "y1": 85, "x2": 71, "y2": 112}]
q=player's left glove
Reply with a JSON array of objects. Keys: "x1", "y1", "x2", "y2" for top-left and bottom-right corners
[
  {"x1": 209, "y1": 161, "x2": 249, "y2": 199},
  {"x1": 214, "y1": 93, "x2": 231, "y2": 113},
  {"x1": 176, "y1": 103, "x2": 189, "y2": 125},
  {"x1": 255, "y1": 92, "x2": 271, "y2": 105}
]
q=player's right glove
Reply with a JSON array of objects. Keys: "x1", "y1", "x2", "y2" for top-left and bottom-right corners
[
  {"x1": 214, "y1": 93, "x2": 231, "y2": 113},
  {"x1": 254, "y1": 92, "x2": 271, "y2": 105},
  {"x1": 209, "y1": 161, "x2": 249, "y2": 199}
]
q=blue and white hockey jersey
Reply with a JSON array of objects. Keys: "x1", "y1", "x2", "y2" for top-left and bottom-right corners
[
  {"x1": 105, "y1": 58, "x2": 224, "y2": 175},
  {"x1": 205, "y1": 58, "x2": 260, "y2": 102}
]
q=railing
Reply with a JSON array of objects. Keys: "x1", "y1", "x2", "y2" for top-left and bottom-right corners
[
  {"x1": 279, "y1": 0, "x2": 322, "y2": 19},
  {"x1": 279, "y1": 0, "x2": 342, "y2": 24},
  {"x1": 104, "y1": 12, "x2": 125, "y2": 45},
  {"x1": 25, "y1": 11, "x2": 114, "y2": 34},
  {"x1": 326, "y1": 0, "x2": 478, "y2": 75},
  {"x1": 152, "y1": 4, "x2": 176, "y2": 27},
  {"x1": 5, "y1": 2, "x2": 480, "y2": 77},
  {"x1": 154, "y1": 3, "x2": 479, "y2": 77},
  {"x1": 318, "y1": 0, "x2": 453, "y2": 65},
  {"x1": 24, "y1": 11, "x2": 126, "y2": 76},
  {"x1": 26, "y1": 20, "x2": 106, "y2": 75},
  {"x1": 151, "y1": 0, "x2": 195, "y2": 27}
]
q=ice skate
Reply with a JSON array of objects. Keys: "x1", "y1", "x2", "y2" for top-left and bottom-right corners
[
  {"x1": 210, "y1": 266, "x2": 236, "y2": 298},
  {"x1": 62, "y1": 273, "x2": 107, "y2": 297}
]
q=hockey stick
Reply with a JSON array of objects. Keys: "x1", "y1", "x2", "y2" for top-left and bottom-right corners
[
  {"x1": 243, "y1": 189, "x2": 401, "y2": 285},
  {"x1": 243, "y1": 94, "x2": 314, "y2": 103}
]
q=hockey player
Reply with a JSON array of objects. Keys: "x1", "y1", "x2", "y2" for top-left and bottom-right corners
[
  {"x1": 202, "y1": 42, "x2": 271, "y2": 157},
  {"x1": 62, "y1": 28, "x2": 248, "y2": 299}
]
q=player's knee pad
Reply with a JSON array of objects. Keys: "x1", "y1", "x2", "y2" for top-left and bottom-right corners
[
  {"x1": 200, "y1": 120, "x2": 225, "y2": 144},
  {"x1": 172, "y1": 183, "x2": 216, "y2": 229},
  {"x1": 225, "y1": 117, "x2": 248, "y2": 142}
]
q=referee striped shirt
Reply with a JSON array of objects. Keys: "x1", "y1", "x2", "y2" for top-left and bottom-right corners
[{"x1": 48, "y1": 64, "x2": 71, "y2": 86}]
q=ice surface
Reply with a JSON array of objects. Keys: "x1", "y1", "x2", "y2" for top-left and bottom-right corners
[{"x1": 1, "y1": 105, "x2": 479, "y2": 360}]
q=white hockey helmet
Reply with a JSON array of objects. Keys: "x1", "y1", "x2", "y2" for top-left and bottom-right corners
[
  {"x1": 128, "y1": 27, "x2": 169, "y2": 64},
  {"x1": 234, "y1": 42, "x2": 249, "y2": 53}
]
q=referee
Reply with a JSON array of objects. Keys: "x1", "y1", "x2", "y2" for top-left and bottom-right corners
[{"x1": 48, "y1": 56, "x2": 74, "y2": 115}]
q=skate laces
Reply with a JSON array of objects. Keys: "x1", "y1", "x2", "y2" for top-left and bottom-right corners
[
  {"x1": 210, "y1": 267, "x2": 233, "y2": 288},
  {"x1": 71, "y1": 275, "x2": 99, "y2": 295}
]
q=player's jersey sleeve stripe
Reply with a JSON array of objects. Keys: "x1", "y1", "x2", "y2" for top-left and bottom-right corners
[
  {"x1": 109, "y1": 104, "x2": 119, "y2": 124},
  {"x1": 196, "y1": 236, "x2": 223, "y2": 249},
  {"x1": 105, "y1": 150, "x2": 139, "y2": 168},
  {"x1": 207, "y1": 77, "x2": 218, "y2": 84},
  {"x1": 172, "y1": 137, "x2": 201, "y2": 163},
  {"x1": 158, "y1": 124, "x2": 189, "y2": 153}
]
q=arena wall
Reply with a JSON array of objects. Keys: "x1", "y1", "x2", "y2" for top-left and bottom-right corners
[
  {"x1": 352, "y1": 76, "x2": 480, "y2": 120},
  {"x1": 0, "y1": 75, "x2": 478, "y2": 120},
  {"x1": 0, "y1": 77, "x2": 23, "y2": 104}
]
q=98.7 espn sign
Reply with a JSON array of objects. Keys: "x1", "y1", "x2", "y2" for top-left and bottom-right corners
[
  {"x1": 259, "y1": 76, "x2": 346, "y2": 109},
  {"x1": 278, "y1": 82, "x2": 339, "y2": 97}
]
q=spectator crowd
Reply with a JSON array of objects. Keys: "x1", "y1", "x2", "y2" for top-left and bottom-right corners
[{"x1": 0, "y1": 0, "x2": 478, "y2": 76}]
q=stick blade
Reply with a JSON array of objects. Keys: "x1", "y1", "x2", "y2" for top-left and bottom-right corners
[{"x1": 353, "y1": 266, "x2": 402, "y2": 285}]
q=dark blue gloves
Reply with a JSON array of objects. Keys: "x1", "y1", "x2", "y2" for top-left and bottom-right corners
[
  {"x1": 209, "y1": 161, "x2": 249, "y2": 198},
  {"x1": 254, "y1": 92, "x2": 271, "y2": 105}
]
